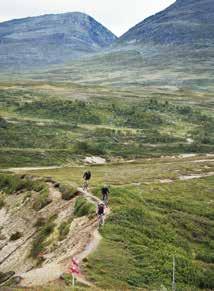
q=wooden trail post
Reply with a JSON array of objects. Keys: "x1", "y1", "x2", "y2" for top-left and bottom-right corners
[{"x1": 172, "y1": 256, "x2": 176, "y2": 291}]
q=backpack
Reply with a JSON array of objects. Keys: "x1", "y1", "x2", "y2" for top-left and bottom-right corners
[
  {"x1": 84, "y1": 171, "x2": 91, "y2": 180},
  {"x1": 102, "y1": 187, "x2": 109, "y2": 195},
  {"x1": 98, "y1": 204, "x2": 104, "y2": 215}
]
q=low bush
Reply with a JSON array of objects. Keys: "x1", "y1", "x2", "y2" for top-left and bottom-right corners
[
  {"x1": 33, "y1": 190, "x2": 52, "y2": 211},
  {"x1": 74, "y1": 196, "x2": 96, "y2": 218},
  {"x1": 31, "y1": 219, "x2": 56, "y2": 258},
  {"x1": 60, "y1": 184, "x2": 77, "y2": 201},
  {"x1": 196, "y1": 252, "x2": 214, "y2": 264},
  {"x1": 0, "y1": 174, "x2": 49, "y2": 196},
  {"x1": 58, "y1": 220, "x2": 72, "y2": 241}
]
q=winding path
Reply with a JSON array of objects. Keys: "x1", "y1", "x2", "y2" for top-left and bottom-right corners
[{"x1": 19, "y1": 187, "x2": 110, "y2": 288}]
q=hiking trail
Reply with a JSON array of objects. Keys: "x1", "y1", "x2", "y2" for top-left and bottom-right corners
[{"x1": 17, "y1": 187, "x2": 110, "y2": 288}]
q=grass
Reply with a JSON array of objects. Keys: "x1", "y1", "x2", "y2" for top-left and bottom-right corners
[
  {"x1": 0, "y1": 76, "x2": 213, "y2": 290},
  {"x1": 0, "y1": 85, "x2": 213, "y2": 168},
  {"x1": 58, "y1": 219, "x2": 73, "y2": 241},
  {"x1": 32, "y1": 189, "x2": 52, "y2": 211},
  {"x1": 84, "y1": 177, "x2": 214, "y2": 290},
  {"x1": 0, "y1": 173, "x2": 48, "y2": 195},
  {"x1": 0, "y1": 173, "x2": 51, "y2": 211},
  {"x1": 60, "y1": 184, "x2": 78, "y2": 201},
  {"x1": 74, "y1": 196, "x2": 96, "y2": 218},
  {"x1": 24, "y1": 156, "x2": 214, "y2": 188},
  {"x1": 31, "y1": 215, "x2": 57, "y2": 258},
  {"x1": 23, "y1": 156, "x2": 214, "y2": 290}
]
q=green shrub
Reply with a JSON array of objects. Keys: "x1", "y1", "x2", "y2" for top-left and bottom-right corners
[
  {"x1": 31, "y1": 181, "x2": 48, "y2": 192},
  {"x1": 58, "y1": 220, "x2": 71, "y2": 241},
  {"x1": 31, "y1": 220, "x2": 55, "y2": 258},
  {"x1": 0, "y1": 174, "x2": 48, "y2": 196},
  {"x1": 60, "y1": 184, "x2": 77, "y2": 201},
  {"x1": 74, "y1": 197, "x2": 96, "y2": 218},
  {"x1": 0, "y1": 174, "x2": 27, "y2": 194},
  {"x1": 33, "y1": 190, "x2": 52, "y2": 211},
  {"x1": 196, "y1": 252, "x2": 214, "y2": 264}
]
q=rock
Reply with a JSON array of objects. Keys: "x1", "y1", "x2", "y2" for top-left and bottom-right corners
[
  {"x1": 84, "y1": 156, "x2": 106, "y2": 165},
  {"x1": 12, "y1": 276, "x2": 22, "y2": 285}
]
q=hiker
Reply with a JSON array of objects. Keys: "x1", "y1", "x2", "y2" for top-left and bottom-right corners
[
  {"x1": 82, "y1": 170, "x2": 91, "y2": 191},
  {"x1": 101, "y1": 185, "x2": 110, "y2": 206},
  {"x1": 97, "y1": 202, "x2": 105, "y2": 227}
]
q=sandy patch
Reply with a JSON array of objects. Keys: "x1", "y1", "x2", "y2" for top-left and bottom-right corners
[{"x1": 84, "y1": 156, "x2": 106, "y2": 165}]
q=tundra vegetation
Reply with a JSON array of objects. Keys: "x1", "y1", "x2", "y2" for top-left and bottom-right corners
[
  {"x1": 17, "y1": 156, "x2": 214, "y2": 291},
  {"x1": 0, "y1": 83, "x2": 213, "y2": 168},
  {"x1": 0, "y1": 77, "x2": 213, "y2": 291}
]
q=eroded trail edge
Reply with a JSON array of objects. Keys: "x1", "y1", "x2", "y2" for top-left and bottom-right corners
[{"x1": 18, "y1": 187, "x2": 110, "y2": 288}]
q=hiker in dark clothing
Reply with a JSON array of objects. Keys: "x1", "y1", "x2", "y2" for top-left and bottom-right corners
[
  {"x1": 82, "y1": 170, "x2": 91, "y2": 191},
  {"x1": 83, "y1": 170, "x2": 91, "y2": 181},
  {"x1": 101, "y1": 185, "x2": 110, "y2": 206},
  {"x1": 97, "y1": 202, "x2": 105, "y2": 227}
]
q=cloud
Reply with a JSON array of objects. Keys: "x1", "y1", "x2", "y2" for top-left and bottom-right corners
[{"x1": 0, "y1": 0, "x2": 175, "y2": 36}]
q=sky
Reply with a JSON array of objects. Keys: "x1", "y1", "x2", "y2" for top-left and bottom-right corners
[{"x1": 0, "y1": 0, "x2": 175, "y2": 36}]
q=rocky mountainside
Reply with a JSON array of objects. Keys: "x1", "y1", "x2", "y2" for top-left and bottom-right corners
[
  {"x1": 118, "y1": 0, "x2": 214, "y2": 46},
  {"x1": 0, "y1": 12, "x2": 117, "y2": 70}
]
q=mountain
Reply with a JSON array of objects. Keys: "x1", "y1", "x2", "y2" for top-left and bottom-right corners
[
  {"x1": 0, "y1": 12, "x2": 117, "y2": 70},
  {"x1": 118, "y1": 0, "x2": 214, "y2": 46}
]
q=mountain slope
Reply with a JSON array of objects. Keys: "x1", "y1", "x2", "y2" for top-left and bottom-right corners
[
  {"x1": 0, "y1": 12, "x2": 117, "y2": 70},
  {"x1": 118, "y1": 0, "x2": 214, "y2": 46}
]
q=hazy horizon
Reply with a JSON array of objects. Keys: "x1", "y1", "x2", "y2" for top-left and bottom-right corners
[{"x1": 0, "y1": 0, "x2": 175, "y2": 36}]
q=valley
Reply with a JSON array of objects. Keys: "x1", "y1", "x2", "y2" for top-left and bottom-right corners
[{"x1": 0, "y1": 0, "x2": 214, "y2": 289}]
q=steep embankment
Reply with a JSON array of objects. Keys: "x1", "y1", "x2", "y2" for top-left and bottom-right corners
[{"x1": 0, "y1": 174, "x2": 108, "y2": 288}]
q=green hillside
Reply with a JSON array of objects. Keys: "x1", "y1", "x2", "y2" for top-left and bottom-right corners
[
  {"x1": 13, "y1": 155, "x2": 214, "y2": 290},
  {"x1": 0, "y1": 81, "x2": 213, "y2": 168}
]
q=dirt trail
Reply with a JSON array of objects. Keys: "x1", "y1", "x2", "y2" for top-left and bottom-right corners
[
  {"x1": 179, "y1": 172, "x2": 214, "y2": 181},
  {"x1": 0, "y1": 166, "x2": 62, "y2": 173},
  {"x1": 158, "y1": 171, "x2": 214, "y2": 184},
  {"x1": 19, "y1": 187, "x2": 110, "y2": 288}
]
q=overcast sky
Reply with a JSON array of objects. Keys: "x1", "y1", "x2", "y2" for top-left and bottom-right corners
[{"x1": 0, "y1": 0, "x2": 175, "y2": 36}]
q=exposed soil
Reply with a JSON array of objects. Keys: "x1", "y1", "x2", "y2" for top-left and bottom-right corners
[{"x1": 0, "y1": 183, "x2": 110, "y2": 288}]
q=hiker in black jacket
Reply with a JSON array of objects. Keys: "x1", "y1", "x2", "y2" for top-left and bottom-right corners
[
  {"x1": 82, "y1": 170, "x2": 91, "y2": 191},
  {"x1": 101, "y1": 185, "x2": 110, "y2": 206}
]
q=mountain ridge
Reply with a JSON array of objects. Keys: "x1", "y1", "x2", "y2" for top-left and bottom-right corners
[
  {"x1": 0, "y1": 12, "x2": 117, "y2": 69},
  {"x1": 118, "y1": 0, "x2": 214, "y2": 46}
]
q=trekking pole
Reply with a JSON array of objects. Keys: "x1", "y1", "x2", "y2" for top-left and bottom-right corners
[
  {"x1": 172, "y1": 256, "x2": 176, "y2": 291},
  {"x1": 72, "y1": 274, "x2": 75, "y2": 287}
]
